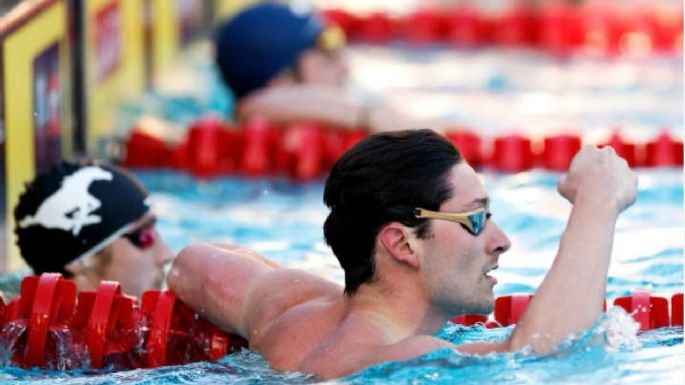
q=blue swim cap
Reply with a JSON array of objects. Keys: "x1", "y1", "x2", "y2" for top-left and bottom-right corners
[{"x1": 214, "y1": 2, "x2": 324, "y2": 100}]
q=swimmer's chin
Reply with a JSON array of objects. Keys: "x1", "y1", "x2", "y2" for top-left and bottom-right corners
[{"x1": 451, "y1": 301, "x2": 494, "y2": 318}]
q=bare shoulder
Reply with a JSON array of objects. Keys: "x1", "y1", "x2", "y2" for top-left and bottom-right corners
[{"x1": 247, "y1": 268, "x2": 342, "y2": 329}]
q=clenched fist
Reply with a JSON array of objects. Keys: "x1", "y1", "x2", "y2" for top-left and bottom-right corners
[{"x1": 557, "y1": 146, "x2": 638, "y2": 214}]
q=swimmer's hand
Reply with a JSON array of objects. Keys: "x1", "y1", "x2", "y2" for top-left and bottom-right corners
[{"x1": 557, "y1": 145, "x2": 637, "y2": 214}]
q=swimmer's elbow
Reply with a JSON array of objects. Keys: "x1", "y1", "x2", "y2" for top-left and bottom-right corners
[
  {"x1": 167, "y1": 243, "x2": 211, "y2": 294},
  {"x1": 176, "y1": 243, "x2": 214, "y2": 267}
]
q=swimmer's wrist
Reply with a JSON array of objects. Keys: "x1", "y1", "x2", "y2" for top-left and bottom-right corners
[{"x1": 574, "y1": 188, "x2": 621, "y2": 216}]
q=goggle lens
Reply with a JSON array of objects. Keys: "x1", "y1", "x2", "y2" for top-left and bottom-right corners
[{"x1": 123, "y1": 218, "x2": 156, "y2": 249}]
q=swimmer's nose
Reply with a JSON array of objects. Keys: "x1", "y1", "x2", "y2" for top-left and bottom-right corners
[
  {"x1": 155, "y1": 238, "x2": 174, "y2": 267},
  {"x1": 486, "y1": 221, "x2": 511, "y2": 255}
]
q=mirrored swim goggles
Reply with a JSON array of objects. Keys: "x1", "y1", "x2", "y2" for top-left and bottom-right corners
[
  {"x1": 414, "y1": 208, "x2": 491, "y2": 236},
  {"x1": 122, "y1": 217, "x2": 157, "y2": 250}
]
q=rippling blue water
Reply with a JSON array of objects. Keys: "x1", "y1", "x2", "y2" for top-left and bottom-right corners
[
  {"x1": 1, "y1": 37, "x2": 683, "y2": 384},
  {"x1": 0, "y1": 169, "x2": 680, "y2": 384}
]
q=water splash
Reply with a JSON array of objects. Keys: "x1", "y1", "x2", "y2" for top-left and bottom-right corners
[
  {"x1": 0, "y1": 322, "x2": 27, "y2": 366},
  {"x1": 48, "y1": 327, "x2": 90, "y2": 371}
]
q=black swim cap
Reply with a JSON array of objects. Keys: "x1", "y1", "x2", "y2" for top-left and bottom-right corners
[
  {"x1": 214, "y1": 2, "x2": 324, "y2": 99},
  {"x1": 14, "y1": 160, "x2": 150, "y2": 274}
]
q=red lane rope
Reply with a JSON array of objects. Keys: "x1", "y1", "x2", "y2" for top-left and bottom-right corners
[
  {"x1": 321, "y1": 2, "x2": 683, "y2": 56},
  {"x1": 123, "y1": 117, "x2": 683, "y2": 179},
  {"x1": 0, "y1": 274, "x2": 681, "y2": 370}
]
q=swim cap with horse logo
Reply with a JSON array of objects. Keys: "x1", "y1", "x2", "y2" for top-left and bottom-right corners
[{"x1": 14, "y1": 160, "x2": 150, "y2": 274}]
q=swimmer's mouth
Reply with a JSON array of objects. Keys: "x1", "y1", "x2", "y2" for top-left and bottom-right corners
[{"x1": 483, "y1": 265, "x2": 498, "y2": 278}]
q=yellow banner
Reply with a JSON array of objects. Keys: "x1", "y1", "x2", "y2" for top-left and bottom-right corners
[
  {"x1": 84, "y1": 0, "x2": 146, "y2": 151},
  {"x1": 2, "y1": 0, "x2": 68, "y2": 271},
  {"x1": 214, "y1": 0, "x2": 262, "y2": 22}
]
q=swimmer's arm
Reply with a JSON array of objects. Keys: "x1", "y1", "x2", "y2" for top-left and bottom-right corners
[
  {"x1": 504, "y1": 195, "x2": 620, "y2": 353},
  {"x1": 238, "y1": 85, "x2": 425, "y2": 132},
  {"x1": 210, "y1": 243, "x2": 281, "y2": 268},
  {"x1": 167, "y1": 242, "x2": 281, "y2": 336},
  {"x1": 168, "y1": 242, "x2": 342, "y2": 341},
  {"x1": 501, "y1": 146, "x2": 636, "y2": 354},
  {"x1": 238, "y1": 86, "x2": 364, "y2": 129}
]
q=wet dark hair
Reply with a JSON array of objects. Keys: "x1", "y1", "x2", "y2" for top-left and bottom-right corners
[{"x1": 323, "y1": 129, "x2": 462, "y2": 293}]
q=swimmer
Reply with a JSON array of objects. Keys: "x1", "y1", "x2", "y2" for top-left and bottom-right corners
[
  {"x1": 168, "y1": 129, "x2": 637, "y2": 379},
  {"x1": 14, "y1": 160, "x2": 173, "y2": 298},
  {"x1": 214, "y1": 2, "x2": 422, "y2": 132}
]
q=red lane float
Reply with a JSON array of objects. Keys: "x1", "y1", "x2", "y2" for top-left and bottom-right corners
[
  {"x1": 645, "y1": 131, "x2": 684, "y2": 167},
  {"x1": 581, "y1": 1, "x2": 627, "y2": 55},
  {"x1": 404, "y1": 8, "x2": 444, "y2": 45},
  {"x1": 357, "y1": 12, "x2": 396, "y2": 44},
  {"x1": 543, "y1": 134, "x2": 582, "y2": 171},
  {"x1": 123, "y1": 130, "x2": 173, "y2": 168},
  {"x1": 87, "y1": 281, "x2": 123, "y2": 368},
  {"x1": 186, "y1": 116, "x2": 226, "y2": 178},
  {"x1": 599, "y1": 132, "x2": 638, "y2": 167},
  {"x1": 494, "y1": 294, "x2": 534, "y2": 327},
  {"x1": 321, "y1": 9, "x2": 359, "y2": 39},
  {"x1": 672, "y1": 293, "x2": 683, "y2": 327},
  {"x1": 539, "y1": 1, "x2": 584, "y2": 55},
  {"x1": 446, "y1": 130, "x2": 483, "y2": 168},
  {"x1": 321, "y1": 3, "x2": 682, "y2": 55},
  {"x1": 450, "y1": 314, "x2": 487, "y2": 327},
  {"x1": 452, "y1": 291, "x2": 681, "y2": 330},
  {"x1": 0, "y1": 275, "x2": 681, "y2": 371},
  {"x1": 26, "y1": 274, "x2": 77, "y2": 367},
  {"x1": 0, "y1": 274, "x2": 77, "y2": 368},
  {"x1": 1, "y1": 274, "x2": 247, "y2": 371},
  {"x1": 274, "y1": 122, "x2": 324, "y2": 180},
  {"x1": 141, "y1": 291, "x2": 245, "y2": 367},
  {"x1": 491, "y1": 2, "x2": 540, "y2": 47},
  {"x1": 490, "y1": 135, "x2": 534, "y2": 173},
  {"x1": 613, "y1": 292, "x2": 670, "y2": 331},
  {"x1": 241, "y1": 117, "x2": 276, "y2": 176},
  {"x1": 444, "y1": 4, "x2": 491, "y2": 47},
  {"x1": 70, "y1": 282, "x2": 141, "y2": 370},
  {"x1": 123, "y1": 117, "x2": 680, "y2": 178}
]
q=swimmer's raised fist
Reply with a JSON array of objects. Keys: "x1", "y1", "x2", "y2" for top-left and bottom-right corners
[{"x1": 557, "y1": 145, "x2": 638, "y2": 213}]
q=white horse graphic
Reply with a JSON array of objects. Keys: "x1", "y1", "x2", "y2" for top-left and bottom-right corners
[{"x1": 19, "y1": 166, "x2": 113, "y2": 235}]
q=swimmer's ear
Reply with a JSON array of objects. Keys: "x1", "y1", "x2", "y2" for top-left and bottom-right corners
[{"x1": 378, "y1": 222, "x2": 419, "y2": 269}]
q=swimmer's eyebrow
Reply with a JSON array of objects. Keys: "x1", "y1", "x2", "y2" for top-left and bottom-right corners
[{"x1": 460, "y1": 197, "x2": 490, "y2": 211}]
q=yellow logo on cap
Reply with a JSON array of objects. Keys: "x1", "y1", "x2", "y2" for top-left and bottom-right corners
[{"x1": 317, "y1": 25, "x2": 346, "y2": 52}]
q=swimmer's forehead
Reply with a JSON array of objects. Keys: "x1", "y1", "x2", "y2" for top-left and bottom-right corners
[{"x1": 442, "y1": 164, "x2": 489, "y2": 212}]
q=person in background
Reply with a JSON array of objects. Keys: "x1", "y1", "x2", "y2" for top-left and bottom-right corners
[
  {"x1": 14, "y1": 160, "x2": 173, "y2": 298},
  {"x1": 214, "y1": 1, "x2": 420, "y2": 132},
  {"x1": 168, "y1": 129, "x2": 637, "y2": 379}
]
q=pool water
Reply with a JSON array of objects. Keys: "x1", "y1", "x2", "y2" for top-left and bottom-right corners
[
  {"x1": 144, "y1": 169, "x2": 684, "y2": 300},
  {"x1": 0, "y1": 168, "x2": 681, "y2": 384},
  {"x1": 1, "y1": 36, "x2": 683, "y2": 384}
]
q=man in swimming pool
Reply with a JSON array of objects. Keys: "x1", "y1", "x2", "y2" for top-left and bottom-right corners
[
  {"x1": 14, "y1": 160, "x2": 173, "y2": 298},
  {"x1": 215, "y1": 2, "x2": 419, "y2": 132},
  {"x1": 168, "y1": 129, "x2": 637, "y2": 379}
]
